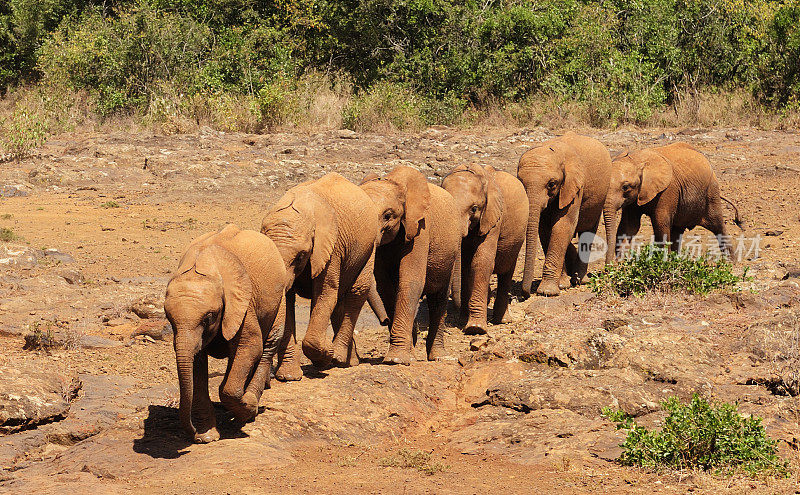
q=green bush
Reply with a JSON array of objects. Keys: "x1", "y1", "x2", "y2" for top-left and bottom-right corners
[
  {"x1": 590, "y1": 245, "x2": 747, "y2": 297},
  {"x1": 603, "y1": 395, "x2": 789, "y2": 477},
  {"x1": 343, "y1": 80, "x2": 423, "y2": 132},
  {"x1": 0, "y1": 227, "x2": 20, "y2": 242}
]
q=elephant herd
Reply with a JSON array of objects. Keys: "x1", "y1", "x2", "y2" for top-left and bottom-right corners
[{"x1": 164, "y1": 131, "x2": 741, "y2": 443}]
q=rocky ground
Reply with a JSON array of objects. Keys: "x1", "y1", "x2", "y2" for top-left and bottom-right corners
[{"x1": 0, "y1": 125, "x2": 799, "y2": 493}]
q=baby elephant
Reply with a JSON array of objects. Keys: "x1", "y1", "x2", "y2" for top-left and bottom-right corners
[
  {"x1": 608, "y1": 142, "x2": 742, "y2": 259},
  {"x1": 442, "y1": 164, "x2": 528, "y2": 335},
  {"x1": 361, "y1": 165, "x2": 461, "y2": 364},
  {"x1": 164, "y1": 225, "x2": 286, "y2": 443}
]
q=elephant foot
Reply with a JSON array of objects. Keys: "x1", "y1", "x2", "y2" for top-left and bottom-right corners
[
  {"x1": 490, "y1": 310, "x2": 512, "y2": 325},
  {"x1": 463, "y1": 319, "x2": 488, "y2": 335},
  {"x1": 536, "y1": 280, "x2": 561, "y2": 297},
  {"x1": 275, "y1": 359, "x2": 303, "y2": 381},
  {"x1": 558, "y1": 273, "x2": 572, "y2": 290},
  {"x1": 194, "y1": 427, "x2": 220, "y2": 444},
  {"x1": 331, "y1": 341, "x2": 360, "y2": 368},
  {"x1": 302, "y1": 339, "x2": 333, "y2": 368},
  {"x1": 427, "y1": 344, "x2": 448, "y2": 361},
  {"x1": 383, "y1": 345, "x2": 413, "y2": 365}
]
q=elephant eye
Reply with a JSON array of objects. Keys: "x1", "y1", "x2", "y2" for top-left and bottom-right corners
[
  {"x1": 383, "y1": 210, "x2": 393, "y2": 221},
  {"x1": 470, "y1": 205, "x2": 479, "y2": 214},
  {"x1": 547, "y1": 179, "x2": 558, "y2": 188},
  {"x1": 203, "y1": 312, "x2": 215, "y2": 327}
]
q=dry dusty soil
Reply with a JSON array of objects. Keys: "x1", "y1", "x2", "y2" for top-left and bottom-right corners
[{"x1": 0, "y1": 125, "x2": 799, "y2": 494}]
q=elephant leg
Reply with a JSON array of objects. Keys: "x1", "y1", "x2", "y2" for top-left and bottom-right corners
[
  {"x1": 701, "y1": 199, "x2": 733, "y2": 260},
  {"x1": 384, "y1": 235, "x2": 428, "y2": 365},
  {"x1": 219, "y1": 312, "x2": 263, "y2": 423},
  {"x1": 242, "y1": 296, "x2": 286, "y2": 412},
  {"x1": 616, "y1": 209, "x2": 642, "y2": 258},
  {"x1": 426, "y1": 288, "x2": 449, "y2": 361},
  {"x1": 331, "y1": 260, "x2": 371, "y2": 367},
  {"x1": 464, "y1": 232, "x2": 498, "y2": 335},
  {"x1": 191, "y1": 352, "x2": 219, "y2": 443},
  {"x1": 670, "y1": 227, "x2": 686, "y2": 253},
  {"x1": 538, "y1": 203, "x2": 580, "y2": 296},
  {"x1": 456, "y1": 241, "x2": 476, "y2": 327},
  {"x1": 651, "y1": 213, "x2": 673, "y2": 250},
  {"x1": 302, "y1": 261, "x2": 340, "y2": 368},
  {"x1": 490, "y1": 271, "x2": 513, "y2": 325},
  {"x1": 275, "y1": 290, "x2": 302, "y2": 381},
  {"x1": 561, "y1": 242, "x2": 578, "y2": 289},
  {"x1": 575, "y1": 228, "x2": 599, "y2": 284}
]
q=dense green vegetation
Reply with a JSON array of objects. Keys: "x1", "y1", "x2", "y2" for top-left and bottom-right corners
[
  {"x1": 603, "y1": 395, "x2": 789, "y2": 477},
  {"x1": 589, "y1": 245, "x2": 747, "y2": 296},
  {"x1": 0, "y1": 0, "x2": 798, "y2": 138}
]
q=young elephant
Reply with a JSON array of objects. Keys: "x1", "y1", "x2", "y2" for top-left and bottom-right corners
[
  {"x1": 609, "y1": 142, "x2": 742, "y2": 258},
  {"x1": 517, "y1": 132, "x2": 612, "y2": 296},
  {"x1": 164, "y1": 225, "x2": 286, "y2": 443},
  {"x1": 261, "y1": 173, "x2": 378, "y2": 376},
  {"x1": 360, "y1": 166, "x2": 461, "y2": 365},
  {"x1": 442, "y1": 164, "x2": 528, "y2": 336}
]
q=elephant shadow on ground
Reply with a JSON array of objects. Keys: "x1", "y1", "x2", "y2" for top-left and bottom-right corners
[{"x1": 132, "y1": 403, "x2": 248, "y2": 459}]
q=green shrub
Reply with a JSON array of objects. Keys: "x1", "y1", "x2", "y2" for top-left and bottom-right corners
[
  {"x1": 343, "y1": 81, "x2": 423, "y2": 132},
  {"x1": 590, "y1": 245, "x2": 747, "y2": 297},
  {"x1": 0, "y1": 227, "x2": 20, "y2": 242},
  {"x1": 100, "y1": 200, "x2": 119, "y2": 208},
  {"x1": 603, "y1": 395, "x2": 789, "y2": 477}
]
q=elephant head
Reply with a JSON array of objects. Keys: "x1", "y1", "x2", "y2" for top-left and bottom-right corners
[
  {"x1": 441, "y1": 164, "x2": 503, "y2": 238},
  {"x1": 442, "y1": 164, "x2": 503, "y2": 311},
  {"x1": 517, "y1": 140, "x2": 585, "y2": 294},
  {"x1": 603, "y1": 150, "x2": 673, "y2": 261},
  {"x1": 261, "y1": 187, "x2": 338, "y2": 285},
  {"x1": 610, "y1": 149, "x2": 674, "y2": 208},
  {"x1": 164, "y1": 226, "x2": 254, "y2": 438},
  {"x1": 360, "y1": 165, "x2": 432, "y2": 245}
]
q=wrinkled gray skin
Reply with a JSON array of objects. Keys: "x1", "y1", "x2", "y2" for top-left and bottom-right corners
[{"x1": 164, "y1": 225, "x2": 286, "y2": 443}]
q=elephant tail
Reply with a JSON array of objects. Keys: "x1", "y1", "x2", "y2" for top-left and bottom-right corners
[{"x1": 720, "y1": 196, "x2": 743, "y2": 230}]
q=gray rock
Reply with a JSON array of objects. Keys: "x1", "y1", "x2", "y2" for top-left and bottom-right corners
[
  {"x1": 42, "y1": 248, "x2": 74, "y2": 264},
  {"x1": 130, "y1": 295, "x2": 165, "y2": 319},
  {"x1": 0, "y1": 364, "x2": 81, "y2": 433},
  {"x1": 0, "y1": 184, "x2": 30, "y2": 197},
  {"x1": 0, "y1": 244, "x2": 38, "y2": 268},
  {"x1": 57, "y1": 269, "x2": 84, "y2": 285}
]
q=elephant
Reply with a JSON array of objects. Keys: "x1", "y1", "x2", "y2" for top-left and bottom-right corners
[
  {"x1": 164, "y1": 224, "x2": 286, "y2": 443},
  {"x1": 441, "y1": 164, "x2": 528, "y2": 336},
  {"x1": 360, "y1": 165, "x2": 461, "y2": 365},
  {"x1": 517, "y1": 132, "x2": 612, "y2": 296},
  {"x1": 261, "y1": 172, "x2": 378, "y2": 376},
  {"x1": 608, "y1": 142, "x2": 742, "y2": 258}
]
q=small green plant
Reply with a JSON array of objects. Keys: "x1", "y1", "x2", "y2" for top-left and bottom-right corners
[
  {"x1": 0, "y1": 227, "x2": 20, "y2": 242},
  {"x1": 100, "y1": 201, "x2": 120, "y2": 209},
  {"x1": 1, "y1": 213, "x2": 12, "y2": 220},
  {"x1": 590, "y1": 245, "x2": 747, "y2": 297},
  {"x1": 378, "y1": 448, "x2": 446, "y2": 476},
  {"x1": 23, "y1": 321, "x2": 59, "y2": 350},
  {"x1": 602, "y1": 395, "x2": 789, "y2": 477}
]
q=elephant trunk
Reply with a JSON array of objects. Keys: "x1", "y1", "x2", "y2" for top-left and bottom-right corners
[
  {"x1": 603, "y1": 200, "x2": 620, "y2": 265},
  {"x1": 367, "y1": 276, "x2": 390, "y2": 326},
  {"x1": 521, "y1": 197, "x2": 542, "y2": 296},
  {"x1": 175, "y1": 343, "x2": 196, "y2": 439},
  {"x1": 451, "y1": 241, "x2": 463, "y2": 313}
]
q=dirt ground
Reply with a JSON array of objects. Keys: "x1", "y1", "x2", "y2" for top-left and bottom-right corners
[{"x1": 0, "y1": 125, "x2": 799, "y2": 494}]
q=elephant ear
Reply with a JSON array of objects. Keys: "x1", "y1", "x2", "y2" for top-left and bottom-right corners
[
  {"x1": 387, "y1": 166, "x2": 431, "y2": 241},
  {"x1": 559, "y1": 147, "x2": 585, "y2": 210},
  {"x1": 290, "y1": 189, "x2": 338, "y2": 279},
  {"x1": 638, "y1": 150, "x2": 673, "y2": 205},
  {"x1": 196, "y1": 245, "x2": 253, "y2": 341},
  {"x1": 479, "y1": 166, "x2": 504, "y2": 236},
  {"x1": 360, "y1": 172, "x2": 380, "y2": 185}
]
